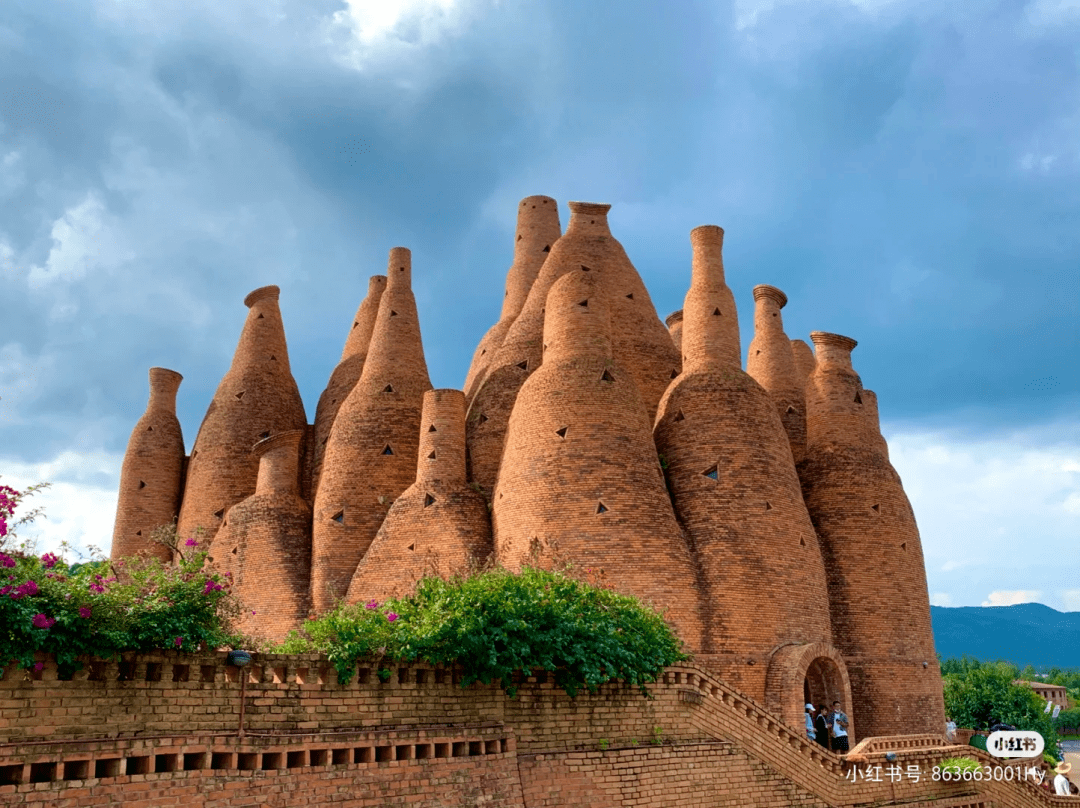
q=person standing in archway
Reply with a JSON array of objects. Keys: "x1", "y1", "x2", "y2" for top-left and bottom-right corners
[
  {"x1": 830, "y1": 700, "x2": 850, "y2": 753},
  {"x1": 805, "y1": 703, "x2": 817, "y2": 742},
  {"x1": 814, "y1": 706, "x2": 830, "y2": 749}
]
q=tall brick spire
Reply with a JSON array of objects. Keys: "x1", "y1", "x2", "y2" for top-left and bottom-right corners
[
  {"x1": 492, "y1": 269, "x2": 703, "y2": 650},
  {"x1": 665, "y1": 310, "x2": 684, "y2": 354},
  {"x1": 310, "y1": 274, "x2": 387, "y2": 494},
  {"x1": 653, "y1": 226, "x2": 833, "y2": 717},
  {"x1": 111, "y1": 367, "x2": 185, "y2": 563},
  {"x1": 177, "y1": 286, "x2": 307, "y2": 543},
  {"x1": 790, "y1": 338, "x2": 817, "y2": 386},
  {"x1": 310, "y1": 248, "x2": 432, "y2": 614},
  {"x1": 347, "y1": 389, "x2": 491, "y2": 605},
  {"x1": 208, "y1": 430, "x2": 311, "y2": 642},
  {"x1": 747, "y1": 285, "x2": 807, "y2": 464},
  {"x1": 465, "y1": 200, "x2": 680, "y2": 497},
  {"x1": 798, "y1": 332, "x2": 944, "y2": 738},
  {"x1": 463, "y1": 196, "x2": 560, "y2": 407}
]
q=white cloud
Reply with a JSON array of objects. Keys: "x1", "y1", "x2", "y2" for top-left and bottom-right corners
[
  {"x1": 26, "y1": 192, "x2": 135, "y2": 291},
  {"x1": 931, "y1": 592, "x2": 952, "y2": 606},
  {"x1": 1020, "y1": 152, "x2": 1059, "y2": 173},
  {"x1": 1061, "y1": 590, "x2": 1080, "y2": 611},
  {"x1": 982, "y1": 590, "x2": 1042, "y2": 607}
]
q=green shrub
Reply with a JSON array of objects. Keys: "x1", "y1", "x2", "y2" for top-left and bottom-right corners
[
  {"x1": 272, "y1": 565, "x2": 688, "y2": 697},
  {"x1": 943, "y1": 660, "x2": 1059, "y2": 751},
  {"x1": 940, "y1": 756, "x2": 981, "y2": 775}
]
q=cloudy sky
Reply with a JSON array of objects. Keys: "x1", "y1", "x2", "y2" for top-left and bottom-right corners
[{"x1": 1, "y1": 0, "x2": 1077, "y2": 612}]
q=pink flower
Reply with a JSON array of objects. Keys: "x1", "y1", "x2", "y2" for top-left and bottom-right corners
[
  {"x1": 174, "y1": 636, "x2": 183, "y2": 647},
  {"x1": 203, "y1": 580, "x2": 223, "y2": 594},
  {"x1": 0, "y1": 553, "x2": 15, "y2": 568},
  {"x1": 88, "y1": 583, "x2": 105, "y2": 594},
  {"x1": 79, "y1": 606, "x2": 92, "y2": 619},
  {"x1": 41, "y1": 553, "x2": 59, "y2": 569},
  {"x1": 364, "y1": 600, "x2": 379, "y2": 610},
  {"x1": 184, "y1": 538, "x2": 199, "y2": 547},
  {"x1": 33, "y1": 662, "x2": 43, "y2": 672},
  {"x1": 251, "y1": 610, "x2": 256, "y2": 615},
  {"x1": 386, "y1": 612, "x2": 398, "y2": 623},
  {"x1": 0, "y1": 586, "x2": 9, "y2": 595},
  {"x1": 31, "y1": 613, "x2": 56, "y2": 629}
]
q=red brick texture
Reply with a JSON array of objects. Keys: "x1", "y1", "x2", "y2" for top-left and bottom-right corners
[
  {"x1": 791, "y1": 338, "x2": 817, "y2": 386},
  {"x1": 207, "y1": 430, "x2": 311, "y2": 643},
  {"x1": 311, "y1": 248, "x2": 433, "y2": 613},
  {"x1": 747, "y1": 285, "x2": 808, "y2": 464},
  {"x1": 492, "y1": 270, "x2": 703, "y2": 648},
  {"x1": 111, "y1": 368, "x2": 185, "y2": 564},
  {"x1": 176, "y1": 286, "x2": 307, "y2": 545},
  {"x1": 309, "y1": 274, "x2": 386, "y2": 497},
  {"x1": 463, "y1": 196, "x2": 562, "y2": 408},
  {"x1": 346, "y1": 388, "x2": 492, "y2": 604},
  {"x1": 653, "y1": 227, "x2": 834, "y2": 722},
  {"x1": 798, "y1": 332, "x2": 946, "y2": 739},
  {"x1": 665, "y1": 309, "x2": 683, "y2": 354}
]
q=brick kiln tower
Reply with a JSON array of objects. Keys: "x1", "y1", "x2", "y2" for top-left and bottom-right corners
[
  {"x1": 111, "y1": 368, "x2": 185, "y2": 563},
  {"x1": 311, "y1": 248, "x2": 432, "y2": 613},
  {"x1": 790, "y1": 338, "x2": 816, "y2": 385},
  {"x1": 208, "y1": 430, "x2": 311, "y2": 642},
  {"x1": 466, "y1": 201, "x2": 680, "y2": 496},
  {"x1": 492, "y1": 269, "x2": 703, "y2": 649},
  {"x1": 177, "y1": 286, "x2": 307, "y2": 543},
  {"x1": 665, "y1": 310, "x2": 683, "y2": 354},
  {"x1": 346, "y1": 389, "x2": 492, "y2": 605},
  {"x1": 653, "y1": 227, "x2": 842, "y2": 727},
  {"x1": 747, "y1": 285, "x2": 808, "y2": 464},
  {"x1": 463, "y1": 196, "x2": 561, "y2": 408},
  {"x1": 798, "y1": 332, "x2": 944, "y2": 738},
  {"x1": 309, "y1": 274, "x2": 387, "y2": 494}
]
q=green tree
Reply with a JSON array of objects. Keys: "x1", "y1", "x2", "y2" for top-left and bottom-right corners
[{"x1": 943, "y1": 659, "x2": 1058, "y2": 751}]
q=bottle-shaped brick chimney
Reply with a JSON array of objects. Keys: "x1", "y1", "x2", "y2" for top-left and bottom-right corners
[
  {"x1": 111, "y1": 368, "x2": 185, "y2": 563},
  {"x1": 492, "y1": 269, "x2": 704, "y2": 650},
  {"x1": 790, "y1": 338, "x2": 817, "y2": 387},
  {"x1": 311, "y1": 247, "x2": 432, "y2": 614},
  {"x1": 798, "y1": 331, "x2": 944, "y2": 738},
  {"x1": 207, "y1": 430, "x2": 311, "y2": 643},
  {"x1": 666, "y1": 310, "x2": 684, "y2": 354},
  {"x1": 177, "y1": 285, "x2": 307, "y2": 544},
  {"x1": 346, "y1": 388, "x2": 491, "y2": 605},
  {"x1": 652, "y1": 227, "x2": 836, "y2": 718},
  {"x1": 747, "y1": 285, "x2": 807, "y2": 464}
]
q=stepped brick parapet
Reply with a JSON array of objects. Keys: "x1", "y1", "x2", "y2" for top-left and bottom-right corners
[
  {"x1": 111, "y1": 368, "x2": 185, "y2": 563},
  {"x1": 346, "y1": 389, "x2": 492, "y2": 604},
  {"x1": 791, "y1": 338, "x2": 817, "y2": 386},
  {"x1": 654, "y1": 227, "x2": 834, "y2": 718},
  {"x1": 311, "y1": 249, "x2": 432, "y2": 613},
  {"x1": 177, "y1": 286, "x2": 307, "y2": 544},
  {"x1": 309, "y1": 275, "x2": 386, "y2": 496},
  {"x1": 492, "y1": 270, "x2": 703, "y2": 648},
  {"x1": 208, "y1": 430, "x2": 311, "y2": 642},
  {"x1": 463, "y1": 196, "x2": 561, "y2": 408},
  {"x1": 666, "y1": 309, "x2": 684, "y2": 353},
  {"x1": 747, "y1": 285, "x2": 807, "y2": 464},
  {"x1": 798, "y1": 331, "x2": 944, "y2": 738}
]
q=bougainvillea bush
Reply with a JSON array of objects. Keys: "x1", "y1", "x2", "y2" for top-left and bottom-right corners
[
  {"x1": 274, "y1": 565, "x2": 689, "y2": 698},
  {"x1": 0, "y1": 483, "x2": 241, "y2": 678}
]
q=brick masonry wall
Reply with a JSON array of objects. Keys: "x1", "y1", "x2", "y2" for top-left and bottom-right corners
[
  {"x1": 665, "y1": 309, "x2": 683, "y2": 354},
  {"x1": 111, "y1": 367, "x2": 185, "y2": 563}
]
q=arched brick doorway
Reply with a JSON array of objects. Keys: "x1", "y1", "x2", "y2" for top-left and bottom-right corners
[{"x1": 765, "y1": 643, "x2": 855, "y2": 742}]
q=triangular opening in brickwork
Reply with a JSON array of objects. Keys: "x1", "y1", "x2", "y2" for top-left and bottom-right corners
[
  {"x1": 135, "y1": 530, "x2": 142, "y2": 537},
  {"x1": 235, "y1": 391, "x2": 245, "y2": 401},
  {"x1": 755, "y1": 350, "x2": 761, "y2": 356},
  {"x1": 390, "y1": 310, "x2": 399, "y2": 317},
  {"x1": 478, "y1": 413, "x2": 489, "y2": 424},
  {"x1": 257, "y1": 313, "x2": 264, "y2": 319},
  {"x1": 765, "y1": 501, "x2": 773, "y2": 510},
  {"x1": 581, "y1": 265, "x2": 592, "y2": 272},
  {"x1": 428, "y1": 451, "x2": 436, "y2": 459},
  {"x1": 270, "y1": 355, "x2": 277, "y2": 361},
  {"x1": 381, "y1": 445, "x2": 394, "y2": 456},
  {"x1": 138, "y1": 480, "x2": 146, "y2": 489},
  {"x1": 626, "y1": 293, "x2": 634, "y2": 300},
  {"x1": 147, "y1": 426, "x2": 153, "y2": 432},
  {"x1": 428, "y1": 425, "x2": 437, "y2": 432},
  {"x1": 214, "y1": 509, "x2": 225, "y2": 519},
  {"x1": 556, "y1": 427, "x2": 568, "y2": 439},
  {"x1": 407, "y1": 543, "x2": 415, "y2": 551},
  {"x1": 854, "y1": 391, "x2": 863, "y2": 404},
  {"x1": 399, "y1": 266, "x2": 406, "y2": 272},
  {"x1": 900, "y1": 542, "x2": 907, "y2": 552},
  {"x1": 517, "y1": 360, "x2": 528, "y2": 370},
  {"x1": 331, "y1": 510, "x2": 344, "y2": 524},
  {"x1": 601, "y1": 369, "x2": 615, "y2": 382},
  {"x1": 596, "y1": 502, "x2": 608, "y2": 514},
  {"x1": 703, "y1": 465, "x2": 719, "y2": 481},
  {"x1": 353, "y1": 321, "x2": 359, "y2": 329},
  {"x1": 713, "y1": 308, "x2": 721, "y2": 316},
  {"x1": 872, "y1": 504, "x2": 880, "y2": 513},
  {"x1": 578, "y1": 299, "x2": 589, "y2": 308},
  {"x1": 799, "y1": 537, "x2": 806, "y2": 546},
  {"x1": 383, "y1": 384, "x2": 395, "y2": 393},
  {"x1": 674, "y1": 411, "x2": 685, "y2": 422},
  {"x1": 231, "y1": 547, "x2": 237, "y2": 554},
  {"x1": 481, "y1": 349, "x2": 486, "y2": 356},
  {"x1": 424, "y1": 494, "x2": 436, "y2": 508},
  {"x1": 517, "y1": 234, "x2": 522, "y2": 241},
  {"x1": 670, "y1": 369, "x2": 678, "y2": 379},
  {"x1": 542, "y1": 245, "x2": 550, "y2": 252},
  {"x1": 786, "y1": 405, "x2": 797, "y2": 414}
]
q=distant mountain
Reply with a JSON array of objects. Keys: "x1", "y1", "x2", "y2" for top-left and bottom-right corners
[{"x1": 931, "y1": 603, "x2": 1080, "y2": 670}]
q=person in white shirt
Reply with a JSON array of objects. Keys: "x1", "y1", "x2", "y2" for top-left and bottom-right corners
[
  {"x1": 805, "y1": 703, "x2": 816, "y2": 741},
  {"x1": 945, "y1": 716, "x2": 957, "y2": 743},
  {"x1": 830, "y1": 700, "x2": 849, "y2": 753},
  {"x1": 1054, "y1": 761, "x2": 1073, "y2": 796}
]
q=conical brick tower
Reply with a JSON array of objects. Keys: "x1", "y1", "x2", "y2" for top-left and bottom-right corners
[
  {"x1": 791, "y1": 338, "x2": 817, "y2": 386},
  {"x1": 311, "y1": 247, "x2": 432, "y2": 613},
  {"x1": 207, "y1": 431, "x2": 311, "y2": 642},
  {"x1": 466, "y1": 201, "x2": 680, "y2": 496},
  {"x1": 798, "y1": 332, "x2": 944, "y2": 738},
  {"x1": 666, "y1": 310, "x2": 683, "y2": 354},
  {"x1": 177, "y1": 286, "x2": 307, "y2": 543},
  {"x1": 463, "y1": 196, "x2": 560, "y2": 408},
  {"x1": 492, "y1": 269, "x2": 703, "y2": 650},
  {"x1": 346, "y1": 389, "x2": 491, "y2": 605},
  {"x1": 111, "y1": 368, "x2": 185, "y2": 563},
  {"x1": 747, "y1": 285, "x2": 807, "y2": 464},
  {"x1": 653, "y1": 227, "x2": 835, "y2": 719},
  {"x1": 310, "y1": 274, "x2": 387, "y2": 494}
]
